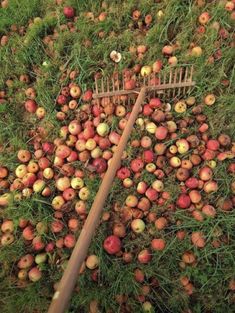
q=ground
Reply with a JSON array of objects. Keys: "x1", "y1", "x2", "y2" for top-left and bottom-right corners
[{"x1": 0, "y1": 0, "x2": 235, "y2": 313}]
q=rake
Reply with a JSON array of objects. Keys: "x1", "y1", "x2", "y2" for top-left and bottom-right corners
[{"x1": 48, "y1": 65, "x2": 195, "y2": 313}]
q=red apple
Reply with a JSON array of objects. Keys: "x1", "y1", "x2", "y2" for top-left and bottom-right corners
[
  {"x1": 206, "y1": 139, "x2": 220, "y2": 151},
  {"x1": 177, "y1": 194, "x2": 191, "y2": 209},
  {"x1": 28, "y1": 267, "x2": 42, "y2": 282},
  {"x1": 103, "y1": 235, "x2": 121, "y2": 254},
  {"x1": 155, "y1": 126, "x2": 168, "y2": 140},
  {"x1": 149, "y1": 98, "x2": 162, "y2": 108},
  {"x1": 63, "y1": 6, "x2": 75, "y2": 18},
  {"x1": 138, "y1": 249, "x2": 152, "y2": 264},
  {"x1": 92, "y1": 158, "x2": 107, "y2": 173},
  {"x1": 25, "y1": 99, "x2": 37, "y2": 113},
  {"x1": 131, "y1": 158, "x2": 144, "y2": 173},
  {"x1": 117, "y1": 167, "x2": 131, "y2": 180}
]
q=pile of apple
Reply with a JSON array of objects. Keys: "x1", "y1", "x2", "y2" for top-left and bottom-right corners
[{"x1": 0, "y1": 3, "x2": 234, "y2": 311}]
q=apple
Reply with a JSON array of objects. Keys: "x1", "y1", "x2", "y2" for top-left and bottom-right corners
[
  {"x1": 117, "y1": 167, "x2": 130, "y2": 180},
  {"x1": 167, "y1": 121, "x2": 177, "y2": 133},
  {"x1": 27, "y1": 161, "x2": 39, "y2": 174},
  {"x1": 225, "y1": 1, "x2": 235, "y2": 11},
  {"x1": 15, "y1": 164, "x2": 27, "y2": 178},
  {"x1": 1, "y1": 220, "x2": 14, "y2": 233},
  {"x1": 35, "y1": 253, "x2": 47, "y2": 265},
  {"x1": 137, "y1": 182, "x2": 148, "y2": 194},
  {"x1": 155, "y1": 126, "x2": 168, "y2": 140},
  {"x1": 146, "y1": 163, "x2": 156, "y2": 173},
  {"x1": 143, "y1": 104, "x2": 153, "y2": 116},
  {"x1": 22, "y1": 225, "x2": 34, "y2": 241},
  {"x1": 52, "y1": 195, "x2": 65, "y2": 210},
  {"x1": 96, "y1": 123, "x2": 109, "y2": 137},
  {"x1": 202, "y1": 204, "x2": 216, "y2": 217},
  {"x1": 1, "y1": 233, "x2": 14, "y2": 245},
  {"x1": 68, "y1": 120, "x2": 81, "y2": 135},
  {"x1": 0, "y1": 166, "x2": 8, "y2": 178},
  {"x1": 17, "y1": 149, "x2": 31, "y2": 163},
  {"x1": 154, "y1": 143, "x2": 167, "y2": 155},
  {"x1": 140, "y1": 65, "x2": 152, "y2": 77},
  {"x1": 85, "y1": 138, "x2": 97, "y2": 151},
  {"x1": 138, "y1": 249, "x2": 152, "y2": 264},
  {"x1": 70, "y1": 177, "x2": 84, "y2": 190},
  {"x1": 170, "y1": 156, "x2": 181, "y2": 168},
  {"x1": 176, "y1": 139, "x2": 190, "y2": 154},
  {"x1": 113, "y1": 223, "x2": 126, "y2": 237},
  {"x1": 207, "y1": 139, "x2": 220, "y2": 151},
  {"x1": 131, "y1": 158, "x2": 144, "y2": 173},
  {"x1": 25, "y1": 99, "x2": 37, "y2": 113},
  {"x1": 199, "y1": 166, "x2": 213, "y2": 181},
  {"x1": 55, "y1": 145, "x2": 71, "y2": 158},
  {"x1": 151, "y1": 238, "x2": 166, "y2": 251},
  {"x1": 33, "y1": 179, "x2": 46, "y2": 193},
  {"x1": 79, "y1": 187, "x2": 90, "y2": 200},
  {"x1": 38, "y1": 157, "x2": 50, "y2": 170},
  {"x1": 203, "y1": 180, "x2": 218, "y2": 193},
  {"x1": 198, "y1": 12, "x2": 210, "y2": 24},
  {"x1": 145, "y1": 188, "x2": 158, "y2": 201},
  {"x1": 56, "y1": 177, "x2": 70, "y2": 191},
  {"x1": 145, "y1": 122, "x2": 157, "y2": 134},
  {"x1": 142, "y1": 301, "x2": 153, "y2": 312},
  {"x1": 22, "y1": 173, "x2": 37, "y2": 187},
  {"x1": 176, "y1": 168, "x2": 190, "y2": 181},
  {"x1": 218, "y1": 134, "x2": 231, "y2": 147},
  {"x1": 191, "y1": 46, "x2": 203, "y2": 57},
  {"x1": 28, "y1": 267, "x2": 42, "y2": 282},
  {"x1": 63, "y1": 6, "x2": 75, "y2": 18},
  {"x1": 189, "y1": 190, "x2": 202, "y2": 203},
  {"x1": 125, "y1": 195, "x2": 138, "y2": 207},
  {"x1": 42, "y1": 142, "x2": 54, "y2": 155},
  {"x1": 103, "y1": 235, "x2": 121, "y2": 254},
  {"x1": 138, "y1": 197, "x2": 151, "y2": 211},
  {"x1": 149, "y1": 98, "x2": 162, "y2": 108},
  {"x1": 63, "y1": 188, "x2": 76, "y2": 201},
  {"x1": 152, "y1": 180, "x2": 164, "y2": 192},
  {"x1": 152, "y1": 60, "x2": 163, "y2": 73},
  {"x1": 168, "y1": 56, "x2": 178, "y2": 66},
  {"x1": 162, "y1": 45, "x2": 173, "y2": 55},
  {"x1": 143, "y1": 150, "x2": 154, "y2": 163},
  {"x1": 177, "y1": 194, "x2": 191, "y2": 209},
  {"x1": 124, "y1": 79, "x2": 136, "y2": 90},
  {"x1": 204, "y1": 94, "x2": 215, "y2": 106},
  {"x1": 86, "y1": 255, "x2": 99, "y2": 269},
  {"x1": 131, "y1": 219, "x2": 145, "y2": 233},
  {"x1": 43, "y1": 167, "x2": 54, "y2": 180},
  {"x1": 185, "y1": 177, "x2": 199, "y2": 189},
  {"x1": 32, "y1": 236, "x2": 45, "y2": 251},
  {"x1": 109, "y1": 132, "x2": 121, "y2": 145},
  {"x1": 92, "y1": 158, "x2": 107, "y2": 173},
  {"x1": 17, "y1": 254, "x2": 34, "y2": 269},
  {"x1": 64, "y1": 234, "x2": 76, "y2": 248}
]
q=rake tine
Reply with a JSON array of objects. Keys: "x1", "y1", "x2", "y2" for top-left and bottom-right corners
[
  {"x1": 172, "y1": 68, "x2": 178, "y2": 98},
  {"x1": 95, "y1": 77, "x2": 99, "y2": 95},
  {"x1": 168, "y1": 68, "x2": 173, "y2": 98},
  {"x1": 188, "y1": 65, "x2": 194, "y2": 94},
  {"x1": 183, "y1": 66, "x2": 189, "y2": 95},
  {"x1": 178, "y1": 67, "x2": 183, "y2": 97},
  {"x1": 117, "y1": 74, "x2": 120, "y2": 104},
  {"x1": 101, "y1": 77, "x2": 104, "y2": 93}
]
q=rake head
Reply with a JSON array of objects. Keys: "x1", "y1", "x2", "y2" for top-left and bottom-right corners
[{"x1": 93, "y1": 65, "x2": 195, "y2": 102}]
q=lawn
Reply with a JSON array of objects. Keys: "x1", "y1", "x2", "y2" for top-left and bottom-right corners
[{"x1": 0, "y1": 0, "x2": 235, "y2": 312}]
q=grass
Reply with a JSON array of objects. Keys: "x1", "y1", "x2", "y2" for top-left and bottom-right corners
[{"x1": 0, "y1": 0, "x2": 235, "y2": 312}]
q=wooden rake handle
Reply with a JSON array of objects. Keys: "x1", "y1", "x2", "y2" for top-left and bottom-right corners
[{"x1": 47, "y1": 87, "x2": 146, "y2": 313}]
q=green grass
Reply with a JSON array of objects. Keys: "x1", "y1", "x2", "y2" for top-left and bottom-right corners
[{"x1": 0, "y1": 0, "x2": 235, "y2": 312}]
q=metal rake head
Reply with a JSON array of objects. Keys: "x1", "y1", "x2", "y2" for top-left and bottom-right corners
[{"x1": 93, "y1": 65, "x2": 195, "y2": 101}]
